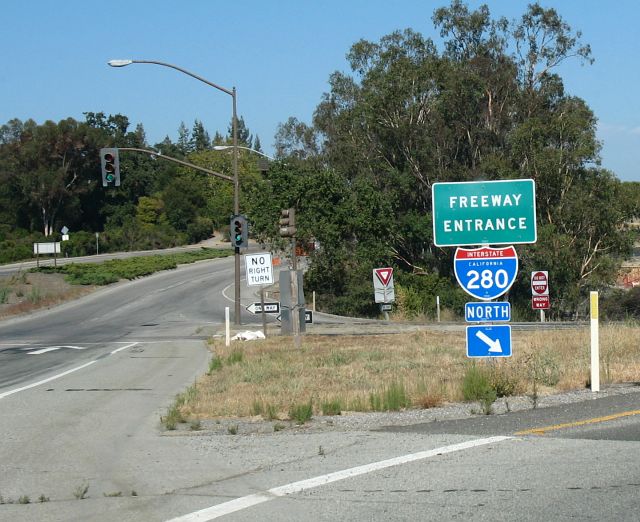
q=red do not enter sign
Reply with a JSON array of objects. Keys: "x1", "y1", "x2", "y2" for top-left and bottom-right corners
[{"x1": 531, "y1": 271, "x2": 549, "y2": 295}]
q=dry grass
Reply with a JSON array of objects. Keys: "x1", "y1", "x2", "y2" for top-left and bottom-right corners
[
  {"x1": 0, "y1": 272, "x2": 95, "y2": 319},
  {"x1": 179, "y1": 325, "x2": 640, "y2": 421}
]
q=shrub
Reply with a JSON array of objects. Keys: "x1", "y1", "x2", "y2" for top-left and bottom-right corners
[
  {"x1": 462, "y1": 365, "x2": 497, "y2": 415},
  {"x1": 289, "y1": 400, "x2": 313, "y2": 424},
  {"x1": 226, "y1": 348, "x2": 244, "y2": 365},
  {"x1": 383, "y1": 380, "x2": 410, "y2": 411},
  {"x1": 207, "y1": 357, "x2": 223, "y2": 374},
  {"x1": 321, "y1": 399, "x2": 342, "y2": 416}
]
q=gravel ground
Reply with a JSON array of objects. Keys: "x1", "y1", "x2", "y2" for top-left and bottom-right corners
[{"x1": 166, "y1": 382, "x2": 640, "y2": 437}]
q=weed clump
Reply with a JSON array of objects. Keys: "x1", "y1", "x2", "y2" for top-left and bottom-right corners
[{"x1": 462, "y1": 365, "x2": 497, "y2": 415}]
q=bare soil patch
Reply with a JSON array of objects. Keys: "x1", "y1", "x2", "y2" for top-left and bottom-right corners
[{"x1": 0, "y1": 271, "x2": 96, "y2": 319}]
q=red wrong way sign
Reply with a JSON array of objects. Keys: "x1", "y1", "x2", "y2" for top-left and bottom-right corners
[
  {"x1": 532, "y1": 295, "x2": 550, "y2": 310},
  {"x1": 531, "y1": 271, "x2": 549, "y2": 295}
]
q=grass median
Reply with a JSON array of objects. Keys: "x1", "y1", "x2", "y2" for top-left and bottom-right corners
[{"x1": 173, "y1": 324, "x2": 640, "y2": 423}]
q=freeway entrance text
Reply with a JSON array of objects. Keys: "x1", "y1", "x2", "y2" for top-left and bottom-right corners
[{"x1": 432, "y1": 179, "x2": 537, "y2": 246}]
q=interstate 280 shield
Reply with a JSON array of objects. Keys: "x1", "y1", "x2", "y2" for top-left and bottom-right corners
[{"x1": 454, "y1": 246, "x2": 518, "y2": 301}]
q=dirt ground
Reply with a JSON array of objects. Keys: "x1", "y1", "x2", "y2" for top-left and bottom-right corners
[{"x1": 0, "y1": 272, "x2": 96, "y2": 319}]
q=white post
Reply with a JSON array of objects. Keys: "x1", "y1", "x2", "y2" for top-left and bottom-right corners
[
  {"x1": 313, "y1": 291, "x2": 316, "y2": 312},
  {"x1": 590, "y1": 291, "x2": 600, "y2": 392},
  {"x1": 225, "y1": 306, "x2": 231, "y2": 347},
  {"x1": 540, "y1": 309, "x2": 545, "y2": 323},
  {"x1": 436, "y1": 296, "x2": 441, "y2": 323}
]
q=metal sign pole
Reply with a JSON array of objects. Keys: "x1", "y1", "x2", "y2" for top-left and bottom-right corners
[{"x1": 260, "y1": 286, "x2": 267, "y2": 338}]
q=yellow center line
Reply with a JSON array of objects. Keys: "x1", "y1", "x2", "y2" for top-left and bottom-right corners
[{"x1": 515, "y1": 409, "x2": 640, "y2": 436}]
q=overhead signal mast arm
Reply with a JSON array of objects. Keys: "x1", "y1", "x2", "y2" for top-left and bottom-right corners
[{"x1": 117, "y1": 147, "x2": 234, "y2": 182}]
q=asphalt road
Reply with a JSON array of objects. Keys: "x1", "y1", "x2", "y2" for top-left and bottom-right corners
[{"x1": 0, "y1": 256, "x2": 639, "y2": 521}]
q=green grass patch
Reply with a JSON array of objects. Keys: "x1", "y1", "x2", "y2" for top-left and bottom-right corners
[
  {"x1": 289, "y1": 400, "x2": 313, "y2": 424},
  {"x1": 31, "y1": 248, "x2": 232, "y2": 286}
]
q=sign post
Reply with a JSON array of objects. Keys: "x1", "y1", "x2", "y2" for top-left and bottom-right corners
[{"x1": 590, "y1": 291, "x2": 600, "y2": 392}]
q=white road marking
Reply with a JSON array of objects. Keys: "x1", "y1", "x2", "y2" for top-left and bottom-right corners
[
  {"x1": 111, "y1": 342, "x2": 139, "y2": 355},
  {"x1": 28, "y1": 345, "x2": 86, "y2": 355},
  {"x1": 0, "y1": 342, "x2": 140, "y2": 400},
  {"x1": 0, "y1": 361, "x2": 97, "y2": 399},
  {"x1": 166, "y1": 436, "x2": 512, "y2": 522}
]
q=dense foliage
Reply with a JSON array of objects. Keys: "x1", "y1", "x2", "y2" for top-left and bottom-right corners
[{"x1": 1, "y1": 1, "x2": 638, "y2": 320}]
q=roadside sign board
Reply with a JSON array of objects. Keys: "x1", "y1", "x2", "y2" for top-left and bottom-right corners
[
  {"x1": 466, "y1": 325, "x2": 512, "y2": 358},
  {"x1": 531, "y1": 271, "x2": 549, "y2": 295},
  {"x1": 465, "y1": 302, "x2": 511, "y2": 323},
  {"x1": 305, "y1": 310, "x2": 313, "y2": 324},
  {"x1": 532, "y1": 295, "x2": 550, "y2": 310},
  {"x1": 432, "y1": 179, "x2": 537, "y2": 246},
  {"x1": 244, "y1": 253, "x2": 273, "y2": 286},
  {"x1": 373, "y1": 267, "x2": 395, "y2": 303},
  {"x1": 33, "y1": 242, "x2": 61, "y2": 255},
  {"x1": 246, "y1": 302, "x2": 280, "y2": 314},
  {"x1": 454, "y1": 246, "x2": 518, "y2": 300}
]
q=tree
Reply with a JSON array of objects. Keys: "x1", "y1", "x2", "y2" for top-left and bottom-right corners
[
  {"x1": 191, "y1": 120, "x2": 210, "y2": 151},
  {"x1": 0, "y1": 117, "x2": 106, "y2": 236},
  {"x1": 274, "y1": 1, "x2": 631, "y2": 317}
]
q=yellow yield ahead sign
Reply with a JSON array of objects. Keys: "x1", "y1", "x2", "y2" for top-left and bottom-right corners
[{"x1": 432, "y1": 179, "x2": 537, "y2": 247}]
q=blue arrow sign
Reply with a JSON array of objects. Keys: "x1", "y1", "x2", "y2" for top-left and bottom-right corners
[
  {"x1": 454, "y1": 246, "x2": 518, "y2": 301},
  {"x1": 465, "y1": 302, "x2": 511, "y2": 323},
  {"x1": 466, "y1": 325, "x2": 512, "y2": 358}
]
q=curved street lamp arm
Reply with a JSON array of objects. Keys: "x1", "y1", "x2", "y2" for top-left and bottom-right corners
[
  {"x1": 118, "y1": 147, "x2": 234, "y2": 182},
  {"x1": 128, "y1": 60, "x2": 234, "y2": 97}
]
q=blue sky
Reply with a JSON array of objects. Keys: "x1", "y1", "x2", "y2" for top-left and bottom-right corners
[{"x1": 2, "y1": 1, "x2": 638, "y2": 182}]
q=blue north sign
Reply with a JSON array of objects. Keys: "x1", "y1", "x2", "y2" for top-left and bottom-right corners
[
  {"x1": 432, "y1": 179, "x2": 537, "y2": 246},
  {"x1": 465, "y1": 302, "x2": 511, "y2": 323}
]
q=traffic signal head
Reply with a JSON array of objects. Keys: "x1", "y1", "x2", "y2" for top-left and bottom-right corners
[
  {"x1": 230, "y1": 215, "x2": 249, "y2": 248},
  {"x1": 100, "y1": 148, "x2": 120, "y2": 187},
  {"x1": 279, "y1": 208, "x2": 296, "y2": 237}
]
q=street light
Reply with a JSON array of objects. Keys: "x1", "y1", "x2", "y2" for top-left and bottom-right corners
[
  {"x1": 213, "y1": 145, "x2": 275, "y2": 161},
  {"x1": 108, "y1": 58, "x2": 242, "y2": 324}
]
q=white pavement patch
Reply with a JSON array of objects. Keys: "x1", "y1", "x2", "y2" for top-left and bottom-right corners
[
  {"x1": 0, "y1": 342, "x2": 139, "y2": 400},
  {"x1": 166, "y1": 435, "x2": 512, "y2": 522}
]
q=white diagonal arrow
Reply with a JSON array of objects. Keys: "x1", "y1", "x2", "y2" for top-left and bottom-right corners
[
  {"x1": 28, "y1": 346, "x2": 86, "y2": 355},
  {"x1": 475, "y1": 331, "x2": 502, "y2": 353}
]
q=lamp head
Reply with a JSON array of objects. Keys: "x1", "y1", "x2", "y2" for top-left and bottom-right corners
[{"x1": 108, "y1": 59, "x2": 133, "y2": 67}]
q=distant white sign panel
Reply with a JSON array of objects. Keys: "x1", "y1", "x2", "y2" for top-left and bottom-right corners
[
  {"x1": 244, "y1": 253, "x2": 274, "y2": 286},
  {"x1": 33, "y1": 242, "x2": 61, "y2": 255}
]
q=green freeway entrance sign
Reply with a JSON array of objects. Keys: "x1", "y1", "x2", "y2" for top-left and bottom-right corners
[{"x1": 432, "y1": 179, "x2": 536, "y2": 246}]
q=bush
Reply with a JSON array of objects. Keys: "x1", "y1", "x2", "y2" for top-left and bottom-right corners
[
  {"x1": 602, "y1": 287, "x2": 640, "y2": 320},
  {"x1": 289, "y1": 400, "x2": 313, "y2": 424},
  {"x1": 462, "y1": 365, "x2": 497, "y2": 415},
  {"x1": 321, "y1": 399, "x2": 342, "y2": 416},
  {"x1": 395, "y1": 272, "x2": 467, "y2": 320}
]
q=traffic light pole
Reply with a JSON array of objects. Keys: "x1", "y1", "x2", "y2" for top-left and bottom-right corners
[{"x1": 108, "y1": 60, "x2": 241, "y2": 325}]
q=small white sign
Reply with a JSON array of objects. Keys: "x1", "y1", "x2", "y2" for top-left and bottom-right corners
[
  {"x1": 33, "y1": 242, "x2": 61, "y2": 255},
  {"x1": 245, "y1": 253, "x2": 274, "y2": 286}
]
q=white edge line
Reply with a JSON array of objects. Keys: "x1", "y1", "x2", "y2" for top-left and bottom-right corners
[
  {"x1": 0, "y1": 360, "x2": 97, "y2": 400},
  {"x1": 0, "y1": 342, "x2": 140, "y2": 400},
  {"x1": 111, "y1": 342, "x2": 139, "y2": 355},
  {"x1": 166, "y1": 435, "x2": 512, "y2": 522}
]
